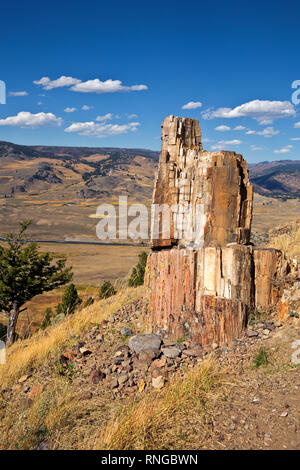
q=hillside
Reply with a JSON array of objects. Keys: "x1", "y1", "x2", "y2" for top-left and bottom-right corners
[
  {"x1": 0, "y1": 140, "x2": 300, "y2": 243},
  {"x1": 0, "y1": 283, "x2": 299, "y2": 450},
  {"x1": 249, "y1": 160, "x2": 300, "y2": 198},
  {"x1": 0, "y1": 141, "x2": 159, "y2": 242}
]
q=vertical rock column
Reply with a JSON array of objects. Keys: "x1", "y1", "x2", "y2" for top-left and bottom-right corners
[{"x1": 144, "y1": 115, "x2": 254, "y2": 346}]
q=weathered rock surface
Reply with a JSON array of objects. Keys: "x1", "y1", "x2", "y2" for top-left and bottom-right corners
[
  {"x1": 128, "y1": 334, "x2": 161, "y2": 354},
  {"x1": 145, "y1": 115, "x2": 299, "y2": 346},
  {"x1": 151, "y1": 115, "x2": 253, "y2": 248}
]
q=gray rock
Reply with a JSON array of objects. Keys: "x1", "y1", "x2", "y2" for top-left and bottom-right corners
[
  {"x1": 246, "y1": 330, "x2": 259, "y2": 338},
  {"x1": 128, "y1": 334, "x2": 161, "y2": 354},
  {"x1": 161, "y1": 347, "x2": 181, "y2": 359},
  {"x1": 120, "y1": 327, "x2": 132, "y2": 336}
]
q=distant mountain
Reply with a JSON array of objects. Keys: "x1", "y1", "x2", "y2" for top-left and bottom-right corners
[
  {"x1": 0, "y1": 141, "x2": 300, "y2": 201},
  {"x1": 249, "y1": 160, "x2": 300, "y2": 198},
  {"x1": 0, "y1": 140, "x2": 159, "y2": 202}
]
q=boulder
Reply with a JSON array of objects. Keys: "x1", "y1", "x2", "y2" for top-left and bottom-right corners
[{"x1": 128, "y1": 334, "x2": 161, "y2": 354}]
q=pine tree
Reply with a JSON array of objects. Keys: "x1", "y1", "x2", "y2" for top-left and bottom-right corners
[
  {"x1": 0, "y1": 221, "x2": 72, "y2": 345},
  {"x1": 128, "y1": 251, "x2": 148, "y2": 287},
  {"x1": 56, "y1": 283, "x2": 82, "y2": 316}
]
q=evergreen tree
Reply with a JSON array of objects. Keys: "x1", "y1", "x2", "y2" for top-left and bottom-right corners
[
  {"x1": 56, "y1": 283, "x2": 82, "y2": 316},
  {"x1": 0, "y1": 221, "x2": 72, "y2": 345},
  {"x1": 128, "y1": 251, "x2": 148, "y2": 287}
]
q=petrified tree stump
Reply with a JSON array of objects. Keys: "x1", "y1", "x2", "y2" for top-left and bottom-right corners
[{"x1": 144, "y1": 115, "x2": 297, "y2": 345}]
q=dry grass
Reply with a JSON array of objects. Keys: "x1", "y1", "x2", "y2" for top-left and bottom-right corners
[
  {"x1": 0, "y1": 378, "x2": 82, "y2": 449},
  {"x1": 0, "y1": 286, "x2": 143, "y2": 389},
  {"x1": 92, "y1": 359, "x2": 228, "y2": 450},
  {"x1": 268, "y1": 221, "x2": 300, "y2": 259}
]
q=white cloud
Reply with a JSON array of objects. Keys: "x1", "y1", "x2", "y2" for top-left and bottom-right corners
[
  {"x1": 211, "y1": 139, "x2": 242, "y2": 150},
  {"x1": 82, "y1": 105, "x2": 93, "y2": 111},
  {"x1": 8, "y1": 91, "x2": 28, "y2": 96},
  {"x1": 274, "y1": 147, "x2": 292, "y2": 154},
  {"x1": 294, "y1": 122, "x2": 300, "y2": 128},
  {"x1": 127, "y1": 113, "x2": 138, "y2": 119},
  {"x1": 64, "y1": 107, "x2": 76, "y2": 113},
  {"x1": 251, "y1": 145, "x2": 263, "y2": 151},
  {"x1": 234, "y1": 125, "x2": 246, "y2": 130},
  {"x1": 202, "y1": 99, "x2": 295, "y2": 124},
  {"x1": 246, "y1": 126, "x2": 279, "y2": 138},
  {"x1": 290, "y1": 137, "x2": 300, "y2": 141},
  {"x1": 34, "y1": 75, "x2": 148, "y2": 94},
  {"x1": 71, "y1": 79, "x2": 147, "y2": 94},
  {"x1": 64, "y1": 121, "x2": 140, "y2": 138},
  {"x1": 33, "y1": 76, "x2": 81, "y2": 90},
  {"x1": 0, "y1": 111, "x2": 62, "y2": 128},
  {"x1": 95, "y1": 113, "x2": 113, "y2": 122},
  {"x1": 182, "y1": 101, "x2": 202, "y2": 110},
  {"x1": 215, "y1": 125, "x2": 231, "y2": 131}
]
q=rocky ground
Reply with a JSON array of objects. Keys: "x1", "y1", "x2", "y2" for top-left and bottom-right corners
[{"x1": 1, "y1": 294, "x2": 300, "y2": 450}]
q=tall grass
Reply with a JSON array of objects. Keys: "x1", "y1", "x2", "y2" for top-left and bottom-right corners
[
  {"x1": 0, "y1": 286, "x2": 143, "y2": 389},
  {"x1": 93, "y1": 359, "x2": 228, "y2": 450}
]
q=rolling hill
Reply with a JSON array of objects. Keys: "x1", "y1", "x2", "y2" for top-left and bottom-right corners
[{"x1": 0, "y1": 140, "x2": 299, "y2": 242}]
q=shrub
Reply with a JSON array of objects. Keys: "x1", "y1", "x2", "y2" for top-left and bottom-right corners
[
  {"x1": 128, "y1": 251, "x2": 148, "y2": 287},
  {"x1": 99, "y1": 281, "x2": 116, "y2": 300},
  {"x1": 253, "y1": 347, "x2": 269, "y2": 369},
  {"x1": 83, "y1": 297, "x2": 94, "y2": 308}
]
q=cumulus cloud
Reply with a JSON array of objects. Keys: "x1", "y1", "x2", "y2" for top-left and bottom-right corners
[
  {"x1": 95, "y1": 113, "x2": 113, "y2": 122},
  {"x1": 127, "y1": 113, "x2": 138, "y2": 119},
  {"x1": 34, "y1": 76, "x2": 148, "y2": 94},
  {"x1": 82, "y1": 105, "x2": 92, "y2": 111},
  {"x1": 33, "y1": 76, "x2": 81, "y2": 90},
  {"x1": 234, "y1": 125, "x2": 246, "y2": 130},
  {"x1": 290, "y1": 137, "x2": 300, "y2": 141},
  {"x1": 246, "y1": 126, "x2": 279, "y2": 138},
  {"x1": 294, "y1": 122, "x2": 300, "y2": 128},
  {"x1": 182, "y1": 101, "x2": 202, "y2": 110},
  {"x1": 8, "y1": 91, "x2": 28, "y2": 96},
  {"x1": 215, "y1": 125, "x2": 231, "y2": 131},
  {"x1": 64, "y1": 107, "x2": 76, "y2": 113},
  {"x1": 71, "y1": 79, "x2": 148, "y2": 94},
  {"x1": 202, "y1": 99, "x2": 295, "y2": 124},
  {"x1": 274, "y1": 146, "x2": 293, "y2": 154},
  {"x1": 0, "y1": 111, "x2": 62, "y2": 128},
  {"x1": 251, "y1": 145, "x2": 263, "y2": 151},
  {"x1": 64, "y1": 121, "x2": 140, "y2": 138},
  {"x1": 211, "y1": 139, "x2": 242, "y2": 150}
]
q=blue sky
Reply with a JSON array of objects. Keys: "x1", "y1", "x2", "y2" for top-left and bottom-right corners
[{"x1": 0, "y1": 0, "x2": 300, "y2": 162}]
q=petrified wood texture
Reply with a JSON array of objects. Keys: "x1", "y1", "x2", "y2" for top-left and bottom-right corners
[
  {"x1": 151, "y1": 115, "x2": 253, "y2": 248},
  {"x1": 144, "y1": 248, "x2": 250, "y2": 343},
  {"x1": 145, "y1": 115, "x2": 298, "y2": 346},
  {"x1": 254, "y1": 248, "x2": 290, "y2": 309}
]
